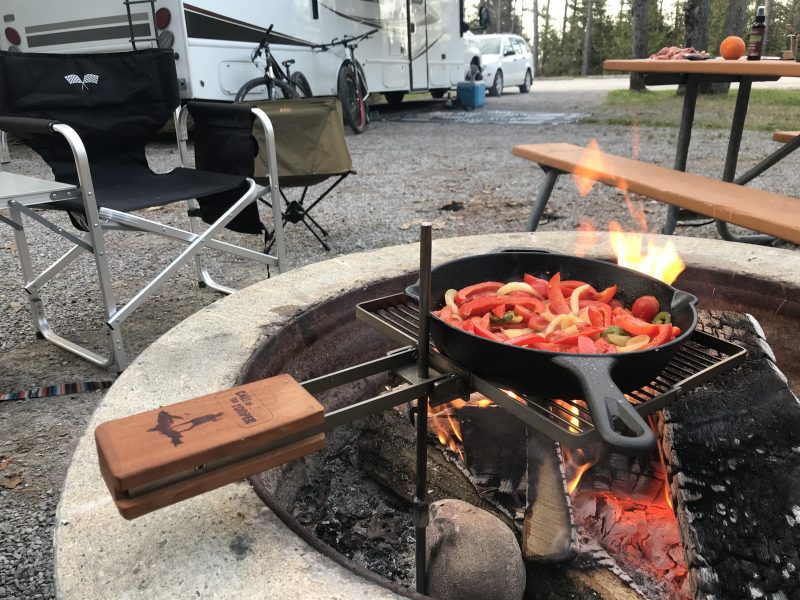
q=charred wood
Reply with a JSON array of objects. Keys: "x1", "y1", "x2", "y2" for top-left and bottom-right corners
[
  {"x1": 356, "y1": 408, "x2": 519, "y2": 534},
  {"x1": 657, "y1": 310, "x2": 800, "y2": 600}
]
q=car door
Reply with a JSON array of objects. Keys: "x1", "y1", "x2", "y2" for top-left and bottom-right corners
[
  {"x1": 500, "y1": 37, "x2": 518, "y2": 85},
  {"x1": 510, "y1": 38, "x2": 528, "y2": 84}
]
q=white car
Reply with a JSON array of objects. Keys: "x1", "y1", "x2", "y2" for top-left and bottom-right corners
[{"x1": 474, "y1": 33, "x2": 534, "y2": 96}]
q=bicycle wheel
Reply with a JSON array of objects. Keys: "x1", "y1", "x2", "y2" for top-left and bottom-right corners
[
  {"x1": 273, "y1": 78, "x2": 300, "y2": 99},
  {"x1": 235, "y1": 77, "x2": 274, "y2": 102},
  {"x1": 337, "y1": 62, "x2": 367, "y2": 134},
  {"x1": 289, "y1": 71, "x2": 312, "y2": 98}
]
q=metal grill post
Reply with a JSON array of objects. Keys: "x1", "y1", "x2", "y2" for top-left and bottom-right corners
[{"x1": 414, "y1": 223, "x2": 432, "y2": 595}]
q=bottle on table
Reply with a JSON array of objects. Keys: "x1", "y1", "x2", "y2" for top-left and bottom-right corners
[{"x1": 747, "y1": 6, "x2": 767, "y2": 60}]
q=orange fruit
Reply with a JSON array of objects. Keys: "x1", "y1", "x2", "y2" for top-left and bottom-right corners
[{"x1": 720, "y1": 35, "x2": 746, "y2": 60}]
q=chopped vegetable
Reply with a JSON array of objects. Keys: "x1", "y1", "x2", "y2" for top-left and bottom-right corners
[
  {"x1": 431, "y1": 272, "x2": 679, "y2": 353},
  {"x1": 631, "y1": 295, "x2": 660, "y2": 322}
]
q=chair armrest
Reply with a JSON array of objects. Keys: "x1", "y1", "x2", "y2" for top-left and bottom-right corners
[
  {"x1": 184, "y1": 100, "x2": 253, "y2": 124},
  {"x1": 0, "y1": 116, "x2": 60, "y2": 136}
]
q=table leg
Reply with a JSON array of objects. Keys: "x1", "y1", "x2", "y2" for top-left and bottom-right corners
[
  {"x1": 715, "y1": 78, "x2": 774, "y2": 244},
  {"x1": 663, "y1": 76, "x2": 699, "y2": 235}
]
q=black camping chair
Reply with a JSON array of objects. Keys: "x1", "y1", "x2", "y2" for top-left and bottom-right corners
[
  {"x1": 0, "y1": 49, "x2": 286, "y2": 370},
  {"x1": 249, "y1": 98, "x2": 354, "y2": 251}
]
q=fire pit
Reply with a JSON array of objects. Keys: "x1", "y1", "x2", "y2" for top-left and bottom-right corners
[{"x1": 55, "y1": 232, "x2": 800, "y2": 599}]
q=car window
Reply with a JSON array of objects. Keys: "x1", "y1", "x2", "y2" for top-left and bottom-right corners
[
  {"x1": 512, "y1": 39, "x2": 526, "y2": 54},
  {"x1": 503, "y1": 38, "x2": 516, "y2": 55},
  {"x1": 476, "y1": 37, "x2": 501, "y2": 55}
]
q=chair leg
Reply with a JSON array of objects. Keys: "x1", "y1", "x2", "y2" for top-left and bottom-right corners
[{"x1": 7, "y1": 201, "x2": 124, "y2": 369}]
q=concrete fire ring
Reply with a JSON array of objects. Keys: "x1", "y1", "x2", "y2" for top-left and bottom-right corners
[{"x1": 55, "y1": 232, "x2": 800, "y2": 599}]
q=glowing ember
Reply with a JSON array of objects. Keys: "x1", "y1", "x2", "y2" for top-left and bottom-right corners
[{"x1": 609, "y1": 221, "x2": 685, "y2": 285}]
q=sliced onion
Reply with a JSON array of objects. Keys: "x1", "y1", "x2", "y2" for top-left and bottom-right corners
[
  {"x1": 444, "y1": 289, "x2": 459, "y2": 314},
  {"x1": 544, "y1": 314, "x2": 567, "y2": 335},
  {"x1": 570, "y1": 284, "x2": 592, "y2": 315},
  {"x1": 496, "y1": 281, "x2": 544, "y2": 298},
  {"x1": 616, "y1": 334, "x2": 651, "y2": 353},
  {"x1": 502, "y1": 327, "x2": 533, "y2": 338}
]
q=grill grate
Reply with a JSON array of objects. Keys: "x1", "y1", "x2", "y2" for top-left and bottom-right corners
[{"x1": 357, "y1": 293, "x2": 747, "y2": 447}]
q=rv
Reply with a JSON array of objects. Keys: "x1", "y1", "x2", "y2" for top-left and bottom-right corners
[{"x1": 0, "y1": 1, "x2": 481, "y2": 102}]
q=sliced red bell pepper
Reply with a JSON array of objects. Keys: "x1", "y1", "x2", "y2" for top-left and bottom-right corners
[
  {"x1": 672, "y1": 325, "x2": 682, "y2": 338},
  {"x1": 594, "y1": 284, "x2": 618, "y2": 304},
  {"x1": 530, "y1": 342, "x2": 564, "y2": 352},
  {"x1": 507, "y1": 333, "x2": 548, "y2": 347},
  {"x1": 528, "y1": 315, "x2": 550, "y2": 331},
  {"x1": 491, "y1": 303, "x2": 506, "y2": 318},
  {"x1": 471, "y1": 315, "x2": 504, "y2": 342},
  {"x1": 577, "y1": 335, "x2": 598, "y2": 353},
  {"x1": 645, "y1": 324, "x2": 673, "y2": 348},
  {"x1": 613, "y1": 309, "x2": 659, "y2": 337},
  {"x1": 523, "y1": 273, "x2": 549, "y2": 298},
  {"x1": 579, "y1": 300, "x2": 612, "y2": 327},
  {"x1": 586, "y1": 305, "x2": 605, "y2": 328},
  {"x1": 455, "y1": 281, "x2": 504, "y2": 305},
  {"x1": 461, "y1": 295, "x2": 545, "y2": 317},
  {"x1": 547, "y1": 273, "x2": 571, "y2": 315},
  {"x1": 561, "y1": 280, "x2": 598, "y2": 298},
  {"x1": 594, "y1": 337, "x2": 611, "y2": 353},
  {"x1": 550, "y1": 327, "x2": 604, "y2": 346}
]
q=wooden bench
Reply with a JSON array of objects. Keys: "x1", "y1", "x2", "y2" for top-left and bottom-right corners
[
  {"x1": 773, "y1": 130, "x2": 799, "y2": 144},
  {"x1": 512, "y1": 143, "x2": 800, "y2": 245}
]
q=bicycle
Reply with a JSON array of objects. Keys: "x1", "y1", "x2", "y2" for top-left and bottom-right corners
[
  {"x1": 235, "y1": 24, "x2": 312, "y2": 102},
  {"x1": 314, "y1": 28, "x2": 377, "y2": 134}
]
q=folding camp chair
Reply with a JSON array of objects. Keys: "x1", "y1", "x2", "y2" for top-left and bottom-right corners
[
  {"x1": 250, "y1": 98, "x2": 354, "y2": 251},
  {"x1": 0, "y1": 49, "x2": 285, "y2": 371}
]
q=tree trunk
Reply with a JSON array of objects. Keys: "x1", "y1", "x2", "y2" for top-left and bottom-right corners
[
  {"x1": 541, "y1": 0, "x2": 551, "y2": 73},
  {"x1": 684, "y1": 0, "x2": 712, "y2": 92},
  {"x1": 684, "y1": 0, "x2": 710, "y2": 52},
  {"x1": 561, "y1": 0, "x2": 568, "y2": 47},
  {"x1": 630, "y1": 0, "x2": 649, "y2": 90},
  {"x1": 496, "y1": 0, "x2": 502, "y2": 32},
  {"x1": 711, "y1": 0, "x2": 748, "y2": 93},
  {"x1": 581, "y1": 0, "x2": 594, "y2": 76},
  {"x1": 533, "y1": 0, "x2": 540, "y2": 74}
]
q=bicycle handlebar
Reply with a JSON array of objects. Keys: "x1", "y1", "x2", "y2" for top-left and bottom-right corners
[{"x1": 313, "y1": 28, "x2": 379, "y2": 51}]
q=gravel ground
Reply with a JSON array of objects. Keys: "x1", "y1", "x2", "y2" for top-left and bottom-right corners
[{"x1": 1, "y1": 78, "x2": 798, "y2": 599}]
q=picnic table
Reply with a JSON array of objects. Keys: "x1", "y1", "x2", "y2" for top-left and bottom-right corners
[{"x1": 603, "y1": 57, "x2": 800, "y2": 243}]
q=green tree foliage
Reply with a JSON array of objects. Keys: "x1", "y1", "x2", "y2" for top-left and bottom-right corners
[{"x1": 533, "y1": 0, "x2": 799, "y2": 77}]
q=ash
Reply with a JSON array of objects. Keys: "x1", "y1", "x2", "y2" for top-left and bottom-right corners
[{"x1": 290, "y1": 444, "x2": 417, "y2": 586}]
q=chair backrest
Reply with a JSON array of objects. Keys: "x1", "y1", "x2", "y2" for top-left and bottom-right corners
[
  {"x1": 251, "y1": 97, "x2": 353, "y2": 188},
  {"x1": 0, "y1": 49, "x2": 180, "y2": 187}
]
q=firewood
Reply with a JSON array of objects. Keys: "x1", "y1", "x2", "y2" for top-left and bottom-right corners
[
  {"x1": 356, "y1": 408, "x2": 519, "y2": 534},
  {"x1": 656, "y1": 310, "x2": 800, "y2": 600}
]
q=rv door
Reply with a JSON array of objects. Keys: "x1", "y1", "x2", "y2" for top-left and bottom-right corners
[{"x1": 408, "y1": 0, "x2": 429, "y2": 90}]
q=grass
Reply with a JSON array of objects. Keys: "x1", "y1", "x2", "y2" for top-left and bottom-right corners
[{"x1": 589, "y1": 88, "x2": 800, "y2": 131}]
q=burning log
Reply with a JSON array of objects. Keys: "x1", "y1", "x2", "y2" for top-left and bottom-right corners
[
  {"x1": 356, "y1": 408, "x2": 519, "y2": 534},
  {"x1": 657, "y1": 310, "x2": 800, "y2": 600}
]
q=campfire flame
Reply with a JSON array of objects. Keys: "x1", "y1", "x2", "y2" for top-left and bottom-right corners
[
  {"x1": 570, "y1": 140, "x2": 686, "y2": 285},
  {"x1": 609, "y1": 221, "x2": 685, "y2": 285},
  {"x1": 427, "y1": 394, "x2": 492, "y2": 459},
  {"x1": 562, "y1": 446, "x2": 599, "y2": 495}
]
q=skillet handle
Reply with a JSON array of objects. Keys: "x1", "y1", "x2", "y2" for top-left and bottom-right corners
[{"x1": 551, "y1": 355, "x2": 656, "y2": 455}]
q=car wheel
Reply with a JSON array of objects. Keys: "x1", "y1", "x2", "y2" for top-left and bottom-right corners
[
  {"x1": 489, "y1": 70, "x2": 503, "y2": 97},
  {"x1": 430, "y1": 89, "x2": 448, "y2": 99},
  {"x1": 519, "y1": 69, "x2": 532, "y2": 93}
]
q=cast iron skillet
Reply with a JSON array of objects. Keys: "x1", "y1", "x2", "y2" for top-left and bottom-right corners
[{"x1": 407, "y1": 250, "x2": 698, "y2": 454}]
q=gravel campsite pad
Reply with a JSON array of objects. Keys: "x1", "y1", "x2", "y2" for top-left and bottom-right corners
[{"x1": 1, "y1": 81, "x2": 798, "y2": 599}]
